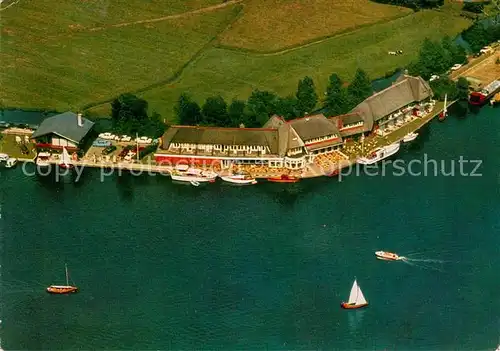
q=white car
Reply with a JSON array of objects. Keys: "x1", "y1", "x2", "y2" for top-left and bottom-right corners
[
  {"x1": 451, "y1": 64, "x2": 462, "y2": 71},
  {"x1": 120, "y1": 135, "x2": 132, "y2": 142},
  {"x1": 429, "y1": 75, "x2": 440, "y2": 82},
  {"x1": 99, "y1": 132, "x2": 113, "y2": 140}
]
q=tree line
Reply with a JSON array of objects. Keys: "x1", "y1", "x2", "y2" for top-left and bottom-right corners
[
  {"x1": 462, "y1": 16, "x2": 500, "y2": 52},
  {"x1": 111, "y1": 93, "x2": 166, "y2": 137},
  {"x1": 175, "y1": 69, "x2": 374, "y2": 128},
  {"x1": 370, "y1": 0, "x2": 443, "y2": 10}
]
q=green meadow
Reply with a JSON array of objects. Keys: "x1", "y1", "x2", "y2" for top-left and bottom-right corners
[{"x1": 0, "y1": 0, "x2": 471, "y2": 123}]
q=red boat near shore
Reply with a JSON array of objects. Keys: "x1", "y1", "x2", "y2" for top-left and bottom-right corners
[
  {"x1": 469, "y1": 80, "x2": 500, "y2": 106},
  {"x1": 267, "y1": 175, "x2": 300, "y2": 183}
]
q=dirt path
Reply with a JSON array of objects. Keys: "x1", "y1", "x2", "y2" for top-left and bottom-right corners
[{"x1": 88, "y1": 0, "x2": 243, "y2": 32}]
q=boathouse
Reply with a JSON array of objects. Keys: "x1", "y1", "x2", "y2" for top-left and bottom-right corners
[
  {"x1": 31, "y1": 112, "x2": 94, "y2": 152},
  {"x1": 350, "y1": 75, "x2": 433, "y2": 134}
]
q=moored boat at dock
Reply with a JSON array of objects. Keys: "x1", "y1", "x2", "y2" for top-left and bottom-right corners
[
  {"x1": 470, "y1": 80, "x2": 500, "y2": 106},
  {"x1": 170, "y1": 167, "x2": 217, "y2": 183},
  {"x1": 267, "y1": 175, "x2": 300, "y2": 183},
  {"x1": 357, "y1": 142, "x2": 400, "y2": 165},
  {"x1": 403, "y1": 132, "x2": 418, "y2": 143},
  {"x1": 36, "y1": 152, "x2": 51, "y2": 167},
  {"x1": 221, "y1": 172, "x2": 257, "y2": 185},
  {"x1": 58, "y1": 147, "x2": 74, "y2": 169},
  {"x1": 0, "y1": 153, "x2": 9, "y2": 162},
  {"x1": 438, "y1": 93, "x2": 448, "y2": 122},
  {"x1": 5, "y1": 158, "x2": 17, "y2": 168}
]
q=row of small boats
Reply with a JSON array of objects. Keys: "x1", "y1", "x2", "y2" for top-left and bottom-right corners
[{"x1": 170, "y1": 165, "x2": 300, "y2": 187}]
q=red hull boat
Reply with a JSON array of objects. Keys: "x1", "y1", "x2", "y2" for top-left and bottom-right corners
[{"x1": 267, "y1": 175, "x2": 300, "y2": 183}]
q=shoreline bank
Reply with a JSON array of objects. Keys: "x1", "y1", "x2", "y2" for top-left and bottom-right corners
[{"x1": 7, "y1": 99, "x2": 455, "y2": 181}]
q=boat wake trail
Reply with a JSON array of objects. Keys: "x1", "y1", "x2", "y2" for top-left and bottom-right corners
[{"x1": 401, "y1": 257, "x2": 445, "y2": 272}]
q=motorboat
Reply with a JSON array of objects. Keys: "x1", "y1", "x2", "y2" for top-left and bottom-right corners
[
  {"x1": 357, "y1": 142, "x2": 400, "y2": 165},
  {"x1": 267, "y1": 175, "x2": 300, "y2": 183},
  {"x1": 221, "y1": 173, "x2": 257, "y2": 185},
  {"x1": 341, "y1": 279, "x2": 368, "y2": 309},
  {"x1": 5, "y1": 158, "x2": 17, "y2": 168},
  {"x1": 170, "y1": 167, "x2": 217, "y2": 183},
  {"x1": 375, "y1": 251, "x2": 405, "y2": 261},
  {"x1": 0, "y1": 153, "x2": 9, "y2": 162},
  {"x1": 36, "y1": 152, "x2": 51, "y2": 167},
  {"x1": 402, "y1": 132, "x2": 418, "y2": 143},
  {"x1": 46, "y1": 263, "x2": 78, "y2": 294}
]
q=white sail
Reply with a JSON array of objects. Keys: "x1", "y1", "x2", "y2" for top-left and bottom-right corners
[
  {"x1": 60, "y1": 147, "x2": 71, "y2": 165},
  {"x1": 443, "y1": 94, "x2": 448, "y2": 114},
  {"x1": 348, "y1": 279, "x2": 367, "y2": 305}
]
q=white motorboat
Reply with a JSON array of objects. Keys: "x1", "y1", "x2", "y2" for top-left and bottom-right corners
[
  {"x1": 357, "y1": 142, "x2": 400, "y2": 165},
  {"x1": 402, "y1": 132, "x2": 418, "y2": 143},
  {"x1": 0, "y1": 153, "x2": 9, "y2": 162},
  {"x1": 5, "y1": 158, "x2": 17, "y2": 168},
  {"x1": 170, "y1": 168, "x2": 217, "y2": 183},
  {"x1": 221, "y1": 173, "x2": 257, "y2": 185},
  {"x1": 36, "y1": 152, "x2": 51, "y2": 166}
]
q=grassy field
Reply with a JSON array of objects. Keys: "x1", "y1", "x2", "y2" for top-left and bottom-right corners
[
  {"x1": 0, "y1": 1, "x2": 241, "y2": 111},
  {"x1": 218, "y1": 0, "x2": 412, "y2": 51},
  {"x1": 132, "y1": 8, "x2": 471, "y2": 123},
  {"x1": 1, "y1": 0, "x2": 472, "y2": 124}
]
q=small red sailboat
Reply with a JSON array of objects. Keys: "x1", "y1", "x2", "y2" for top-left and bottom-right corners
[
  {"x1": 58, "y1": 147, "x2": 74, "y2": 169},
  {"x1": 267, "y1": 174, "x2": 300, "y2": 183},
  {"x1": 341, "y1": 279, "x2": 368, "y2": 309},
  {"x1": 46, "y1": 263, "x2": 78, "y2": 294},
  {"x1": 438, "y1": 93, "x2": 448, "y2": 122}
]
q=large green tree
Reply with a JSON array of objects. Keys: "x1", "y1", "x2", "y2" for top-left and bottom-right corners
[
  {"x1": 228, "y1": 99, "x2": 247, "y2": 127},
  {"x1": 275, "y1": 96, "x2": 300, "y2": 120},
  {"x1": 202, "y1": 95, "x2": 228, "y2": 126},
  {"x1": 174, "y1": 93, "x2": 202, "y2": 126},
  {"x1": 347, "y1": 69, "x2": 373, "y2": 109},
  {"x1": 325, "y1": 73, "x2": 350, "y2": 116},
  {"x1": 111, "y1": 93, "x2": 149, "y2": 134},
  {"x1": 455, "y1": 77, "x2": 470, "y2": 117},
  {"x1": 296, "y1": 76, "x2": 318, "y2": 115},
  {"x1": 246, "y1": 90, "x2": 278, "y2": 127},
  {"x1": 441, "y1": 36, "x2": 467, "y2": 66}
]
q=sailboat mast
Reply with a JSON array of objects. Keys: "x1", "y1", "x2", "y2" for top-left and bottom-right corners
[
  {"x1": 136, "y1": 133, "x2": 139, "y2": 162},
  {"x1": 65, "y1": 263, "x2": 69, "y2": 286}
]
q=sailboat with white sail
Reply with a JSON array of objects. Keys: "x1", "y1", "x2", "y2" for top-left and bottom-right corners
[
  {"x1": 439, "y1": 93, "x2": 448, "y2": 121},
  {"x1": 59, "y1": 147, "x2": 74, "y2": 169},
  {"x1": 341, "y1": 279, "x2": 368, "y2": 309}
]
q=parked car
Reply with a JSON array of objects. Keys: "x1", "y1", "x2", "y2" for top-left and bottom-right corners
[
  {"x1": 120, "y1": 135, "x2": 132, "y2": 142},
  {"x1": 451, "y1": 64, "x2": 462, "y2": 71},
  {"x1": 93, "y1": 138, "x2": 112, "y2": 147},
  {"x1": 429, "y1": 75, "x2": 440, "y2": 82},
  {"x1": 102, "y1": 145, "x2": 117, "y2": 155},
  {"x1": 99, "y1": 132, "x2": 113, "y2": 140}
]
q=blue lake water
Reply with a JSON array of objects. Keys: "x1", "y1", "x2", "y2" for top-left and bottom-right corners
[{"x1": 0, "y1": 106, "x2": 499, "y2": 350}]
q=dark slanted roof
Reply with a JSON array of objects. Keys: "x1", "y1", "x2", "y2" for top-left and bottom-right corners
[
  {"x1": 288, "y1": 114, "x2": 339, "y2": 142},
  {"x1": 263, "y1": 115, "x2": 286, "y2": 129},
  {"x1": 31, "y1": 112, "x2": 94, "y2": 144},
  {"x1": 351, "y1": 75, "x2": 433, "y2": 122},
  {"x1": 277, "y1": 123, "x2": 304, "y2": 156},
  {"x1": 339, "y1": 113, "x2": 364, "y2": 126},
  {"x1": 163, "y1": 126, "x2": 280, "y2": 154}
]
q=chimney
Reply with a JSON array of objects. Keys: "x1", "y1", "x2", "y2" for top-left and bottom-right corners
[{"x1": 77, "y1": 113, "x2": 83, "y2": 127}]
